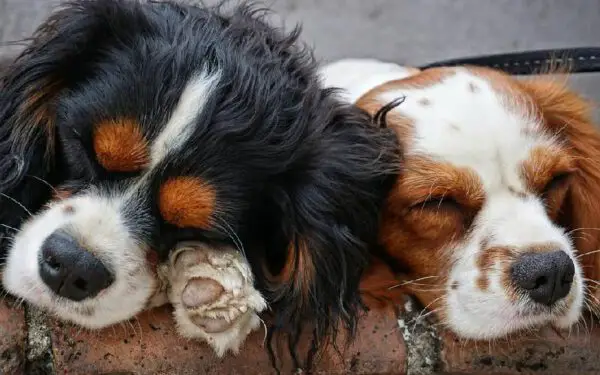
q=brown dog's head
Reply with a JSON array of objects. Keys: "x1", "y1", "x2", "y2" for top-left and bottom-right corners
[{"x1": 322, "y1": 60, "x2": 600, "y2": 339}]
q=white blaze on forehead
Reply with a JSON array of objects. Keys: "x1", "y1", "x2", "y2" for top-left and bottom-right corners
[
  {"x1": 377, "y1": 68, "x2": 555, "y2": 193},
  {"x1": 151, "y1": 70, "x2": 222, "y2": 167}
]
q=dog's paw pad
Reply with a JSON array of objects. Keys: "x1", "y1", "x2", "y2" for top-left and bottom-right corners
[
  {"x1": 160, "y1": 243, "x2": 267, "y2": 356},
  {"x1": 190, "y1": 315, "x2": 233, "y2": 333},
  {"x1": 182, "y1": 277, "x2": 224, "y2": 308}
]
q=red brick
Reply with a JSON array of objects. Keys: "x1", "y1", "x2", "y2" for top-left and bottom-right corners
[
  {"x1": 0, "y1": 298, "x2": 26, "y2": 374},
  {"x1": 441, "y1": 316, "x2": 600, "y2": 374},
  {"x1": 51, "y1": 304, "x2": 405, "y2": 374}
]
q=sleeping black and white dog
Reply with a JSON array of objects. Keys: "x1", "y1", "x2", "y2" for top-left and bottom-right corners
[{"x1": 0, "y1": 0, "x2": 399, "y2": 361}]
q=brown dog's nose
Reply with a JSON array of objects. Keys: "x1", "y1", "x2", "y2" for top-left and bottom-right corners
[
  {"x1": 39, "y1": 230, "x2": 114, "y2": 301},
  {"x1": 510, "y1": 250, "x2": 575, "y2": 306}
]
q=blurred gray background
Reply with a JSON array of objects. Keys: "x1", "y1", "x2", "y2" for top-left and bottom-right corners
[{"x1": 1, "y1": 0, "x2": 600, "y2": 111}]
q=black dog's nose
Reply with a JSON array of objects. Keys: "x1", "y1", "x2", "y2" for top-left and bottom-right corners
[
  {"x1": 39, "y1": 230, "x2": 113, "y2": 301},
  {"x1": 511, "y1": 250, "x2": 575, "y2": 306}
]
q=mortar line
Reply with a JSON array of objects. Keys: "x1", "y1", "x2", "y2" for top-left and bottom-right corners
[
  {"x1": 397, "y1": 296, "x2": 443, "y2": 375},
  {"x1": 24, "y1": 304, "x2": 55, "y2": 375}
]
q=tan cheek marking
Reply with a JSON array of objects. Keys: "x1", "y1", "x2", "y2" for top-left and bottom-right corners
[
  {"x1": 93, "y1": 118, "x2": 150, "y2": 172},
  {"x1": 159, "y1": 177, "x2": 216, "y2": 229}
]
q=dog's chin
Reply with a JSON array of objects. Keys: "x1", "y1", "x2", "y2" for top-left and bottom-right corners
[{"x1": 445, "y1": 282, "x2": 584, "y2": 340}]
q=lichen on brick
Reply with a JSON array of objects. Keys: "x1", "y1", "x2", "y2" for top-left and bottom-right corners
[{"x1": 397, "y1": 296, "x2": 442, "y2": 375}]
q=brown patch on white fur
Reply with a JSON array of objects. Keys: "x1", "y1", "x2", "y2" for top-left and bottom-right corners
[
  {"x1": 476, "y1": 247, "x2": 514, "y2": 292},
  {"x1": 159, "y1": 177, "x2": 216, "y2": 229},
  {"x1": 93, "y1": 118, "x2": 150, "y2": 172}
]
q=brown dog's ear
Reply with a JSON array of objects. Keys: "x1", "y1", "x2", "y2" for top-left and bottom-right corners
[{"x1": 520, "y1": 77, "x2": 600, "y2": 283}]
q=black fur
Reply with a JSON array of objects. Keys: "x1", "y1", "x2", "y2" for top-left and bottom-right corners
[{"x1": 0, "y1": 0, "x2": 400, "y2": 369}]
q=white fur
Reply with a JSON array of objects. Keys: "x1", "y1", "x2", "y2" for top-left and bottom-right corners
[
  {"x1": 320, "y1": 58, "x2": 584, "y2": 339},
  {"x1": 2, "y1": 70, "x2": 224, "y2": 329},
  {"x1": 319, "y1": 58, "x2": 416, "y2": 103},
  {"x1": 3, "y1": 194, "x2": 156, "y2": 328},
  {"x1": 151, "y1": 71, "x2": 222, "y2": 166}
]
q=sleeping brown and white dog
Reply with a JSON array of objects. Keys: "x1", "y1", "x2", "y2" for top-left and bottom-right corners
[{"x1": 320, "y1": 59, "x2": 600, "y2": 339}]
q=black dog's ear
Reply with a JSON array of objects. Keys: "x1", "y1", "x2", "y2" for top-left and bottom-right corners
[
  {"x1": 259, "y1": 95, "x2": 400, "y2": 369},
  {"x1": 0, "y1": 0, "x2": 144, "y2": 251}
]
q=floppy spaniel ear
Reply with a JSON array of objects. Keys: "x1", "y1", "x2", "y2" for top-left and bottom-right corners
[
  {"x1": 520, "y1": 77, "x2": 600, "y2": 285},
  {"x1": 0, "y1": 1, "x2": 141, "y2": 254},
  {"x1": 255, "y1": 98, "x2": 400, "y2": 368}
]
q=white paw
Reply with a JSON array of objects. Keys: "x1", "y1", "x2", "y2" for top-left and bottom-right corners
[{"x1": 160, "y1": 242, "x2": 268, "y2": 356}]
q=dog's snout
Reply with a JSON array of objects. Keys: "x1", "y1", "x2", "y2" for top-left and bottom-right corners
[
  {"x1": 511, "y1": 250, "x2": 575, "y2": 306},
  {"x1": 39, "y1": 230, "x2": 114, "y2": 301}
]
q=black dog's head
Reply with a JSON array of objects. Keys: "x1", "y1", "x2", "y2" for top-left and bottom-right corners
[{"x1": 0, "y1": 0, "x2": 399, "y2": 358}]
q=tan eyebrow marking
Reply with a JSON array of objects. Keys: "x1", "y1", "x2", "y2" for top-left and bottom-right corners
[
  {"x1": 93, "y1": 118, "x2": 150, "y2": 172},
  {"x1": 159, "y1": 177, "x2": 216, "y2": 229}
]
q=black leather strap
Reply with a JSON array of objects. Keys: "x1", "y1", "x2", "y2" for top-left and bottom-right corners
[{"x1": 419, "y1": 47, "x2": 600, "y2": 75}]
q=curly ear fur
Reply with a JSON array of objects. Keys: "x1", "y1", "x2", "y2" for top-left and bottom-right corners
[
  {"x1": 520, "y1": 77, "x2": 600, "y2": 292},
  {"x1": 0, "y1": 0, "x2": 161, "y2": 257},
  {"x1": 248, "y1": 97, "x2": 400, "y2": 368},
  {"x1": 1, "y1": 2, "x2": 92, "y2": 248}
]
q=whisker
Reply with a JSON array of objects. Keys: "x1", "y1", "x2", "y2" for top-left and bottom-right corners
[
  {"x1": 388, "y1": 275, "x2": 440, "y2": 290},
  {"x1": 0, "y1": 193, "x2": 33, "y2": 217},
  {"x1": 577, "y1": 249, "x2": 600, "y2": 259},
  {"x1": 583, "y1": 278, "x2": 600, "y2": 287},
  {"x1": 26, "y1": 175, "x2": 59, "y2": 196},
  {"x1": 213, "y1": 217, "x2": 246, "y2": 260},
  {"x1": 0, "y1": 223, "x2": 20, "y2": 232}
]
